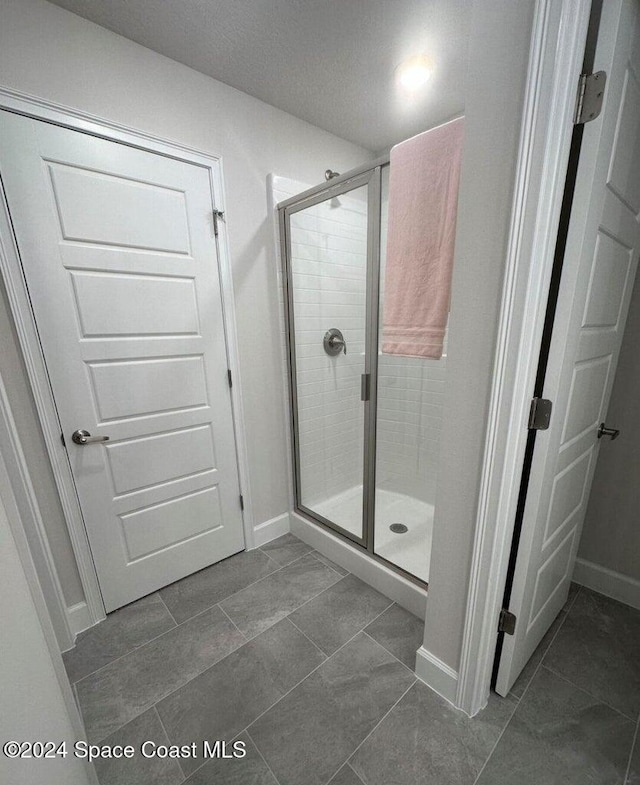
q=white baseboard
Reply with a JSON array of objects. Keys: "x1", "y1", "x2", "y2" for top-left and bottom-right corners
[
  {"x1": 65, "y1": 601, "x2": 94, "y2": 648},
  {"x1": 252, "y1": 512, "x2": 291, "y2": 548},
  {"x1": 573, "y1": 558, "x2": 640, "y2": 611},
  {"x1": 415, "y1": 646, "x2": 459, "y2": 705},
  {"x1": 290, "y1": 512, "x2": 427, "y2": 619}
]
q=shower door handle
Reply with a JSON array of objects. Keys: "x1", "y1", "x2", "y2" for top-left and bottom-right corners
[{"x1": 361, "y1": 373, "x2": 370, "y2": 402}]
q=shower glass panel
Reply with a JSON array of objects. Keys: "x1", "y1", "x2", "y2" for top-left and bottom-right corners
[
  {"x1": 285, "y1": 179, "x2": 372, "y2": 542},
  {"x1": 374, "y1": 168, "x2": 437, "y2": 584},
  {"x1": 280, "y1": 159, "x2": 443, "y2": 587}
]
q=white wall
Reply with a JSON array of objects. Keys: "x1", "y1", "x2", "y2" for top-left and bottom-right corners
[
  {"x1": 0, "y1": 456, "x2": 94, "y2": 785},
  {"x1": 422, "y1": 0, "x2": 536, "y2": 670},
  {"x1": 0, "y1": 0, "x2": 371, "y2": 616}
]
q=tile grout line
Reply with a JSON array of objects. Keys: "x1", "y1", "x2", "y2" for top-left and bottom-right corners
[
  {"x1": 341, "y1": 763, "x2": 367, "y2": 785},
  {"x1": 159, "y1": 563, "x2": 296, "y2": 632},
  {"x1": 307, "y1": 549, "x2": 351, "y2": 578},
  {"x1": 72, "y1": 610, "x2": 205, "y2": 690},
  {"x1": 546, "y1": 584, "x2": 640, "y2": 723},
  {"x1": 152, "y1": 706, "x2": 187, "y2": 785},
  {"x1": 509, "y1": 600, "x2": 572, "y2": 703},
  {"x1": 361, "y1": 624, "x2": 415, "y2": 677},
  {"x1": 624, "y1": 715, "x2": 640, "y2": 784},
  {"x1": 177, "y1": 623, "x2": 372, "y2": 785},
  {"x1": 73, "y1": 551, "x2": 278, "y2": 684},
  {"x1": 223, "y1": 559, "x2": 347, "y2": 642},
  {"x1": 259, "y1": 547, "x2": 292, "y2": 568},
  {"x1": 76, "y1": 541, "x2": 399, "y2": 751},
  {"x1": 336, "y1": 679, "x2": 417, "y2": 785},
  {"x1": 571, "y1": 582, "x2": 640, "y2": 782},
  {"x1": 80, "y1": 563, "x2": 357, "y2": 746},
  {"x1": 286, "y1": 616, "x2": 331, "y2": 658},
  {"x1": 276, "y1": 570, "x2": 349, "y2": 618},
  {"x1": 258, "y1": 535, "x2": 314, "y2": 566},
  {"x1": 83, "y1": 560, "x2": 369, "y2": 746},
  {"x1": 280, "y1": 571, "x2": 391, "y2": 626},
  {"x1": 469, "y1": 694, "x2": 519, "y2": 785},
  {"x1": 233, "y1": 601, "x2": 403, "y2": 756},
  {"x1": 217, "y1": 602, "x2": 249, "y2": 640},
  {"x1": 541, "y1": 664, "x2": 638, "y2": 722},
  {"x1": 565, "y1": 583, "x2": 582, "y2": 612},
  {"x1": 472, "y1": 602, "x2": 576, "y2": 783},
  {"x1": 218, "y1": 549, "x2": 319, "y2": 611},
  {"x1": 156, "y1": 592, "x2": 179, "y2": 627},
  {"x1": 215, "y1": 548, "x2": 310, "y2": 601},
  {"x1": 75, "y1": 548, "x2": 312, "y2": 685},
  {"x1": 81, "y1": 627, "x2": 250, "y2": 746},
  {"x1": 245, "y1": 728, "x2": 284, "y2": 785}
]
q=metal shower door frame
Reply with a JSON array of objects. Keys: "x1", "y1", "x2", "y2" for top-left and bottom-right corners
[
  {"x1": 279, "y1": 167, "x2": 377, "y2": 548},
  {"x1": 279, "y1": 157, "x2": 425, "y2": 587}
]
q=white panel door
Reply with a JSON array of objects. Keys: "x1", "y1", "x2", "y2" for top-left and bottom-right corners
[
  {"x1": 0, "y1": 111, "x2": 245, "y2": 612},
  {"x1": 496, "y1": 0, "x2": 640, "y2": 695}
]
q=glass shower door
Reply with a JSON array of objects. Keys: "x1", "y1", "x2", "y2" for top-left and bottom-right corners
[
  {"x1": 283, "y1": 174, "x2": 375, "y2": 542},
  {"x1": 281, "y1": 156, "x2": 449, "y2": 586}
]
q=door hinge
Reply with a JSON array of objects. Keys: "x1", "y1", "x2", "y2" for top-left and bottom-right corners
[
  {"x1": 239, "y1": 494, "x2": 244, "y2": 511},
  {"x1": 574, "y1": 71, "x2": 606, "y2": 125},
  {"x1": 227, "y1": 368, "x2": 233, "y2": 388},
  {"x1": 212, "y1": 209, "x2": 225, "y2": 237},
  {"x1": 528, "y1": 397, "x2": 552, "y2": 430},
  {"x1": 498, "y1": 609, "x2": 517, "y2": 635}
]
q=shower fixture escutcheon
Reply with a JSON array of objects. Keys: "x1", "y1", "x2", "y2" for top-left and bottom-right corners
[{"x1": 324, "y1": 328, "x2": 347, "y2": 356}]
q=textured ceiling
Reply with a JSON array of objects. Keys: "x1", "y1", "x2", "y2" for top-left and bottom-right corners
[{"x1": 45, "y1": 0, "x2": 469, "y2": 151}]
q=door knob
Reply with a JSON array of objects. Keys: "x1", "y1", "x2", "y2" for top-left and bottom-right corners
[
  {"x1": 71, "y1": 429, "x2": 110, "y2": 445},
  {"x1": 597, "y1": 423, "x2": 620, "y2": 440}
]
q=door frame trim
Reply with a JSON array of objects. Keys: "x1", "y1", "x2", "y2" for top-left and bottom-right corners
[
  {"x1": 0, "y1": 369, "x2": 74, "y2": 651},
  {"x1": 454, "y1": 0, "x2": 592, "y2": 715},
  {"x1": 0, "y1": 87, "x2": 255, "y2": 637}
]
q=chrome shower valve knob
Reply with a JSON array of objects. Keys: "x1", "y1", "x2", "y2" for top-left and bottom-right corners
[{"x1": 323, "y1": 328, "x2": 347, "y2": 356}]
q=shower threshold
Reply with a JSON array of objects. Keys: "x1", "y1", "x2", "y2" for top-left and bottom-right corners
[{"x1": 312, "y1": 487, "x2": 433, "y2": 583}]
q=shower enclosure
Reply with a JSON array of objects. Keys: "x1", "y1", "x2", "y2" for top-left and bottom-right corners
[{"x1": 278, "y1": 158, "x2": 445, "y2": 585}]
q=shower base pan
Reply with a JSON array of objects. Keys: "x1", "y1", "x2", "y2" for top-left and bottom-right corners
[{"x1": 312, "y1": 487, "x2": 433, "y2": 584}]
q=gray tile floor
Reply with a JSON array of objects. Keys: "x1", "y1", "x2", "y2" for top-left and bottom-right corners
[{"x1": 64, "y1": 534, "x2": 640, "y2": 785}]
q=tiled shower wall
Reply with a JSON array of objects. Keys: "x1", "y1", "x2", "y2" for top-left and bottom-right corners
[
  {"x1": 271, "y1": 174, "x2": 446, "y2": 509},
  {"x1": 376, "y1": 354, "x2": 445, "y2": 505}
]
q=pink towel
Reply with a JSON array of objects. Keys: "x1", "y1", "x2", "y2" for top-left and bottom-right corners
[{"x1": 382, "y1": 117, "x2": 464, "y2": 359}]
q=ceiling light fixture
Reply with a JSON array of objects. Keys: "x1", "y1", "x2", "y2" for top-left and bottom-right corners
[{"x1": 396, "y1": 54, "x2": 434, "y2": 93}]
